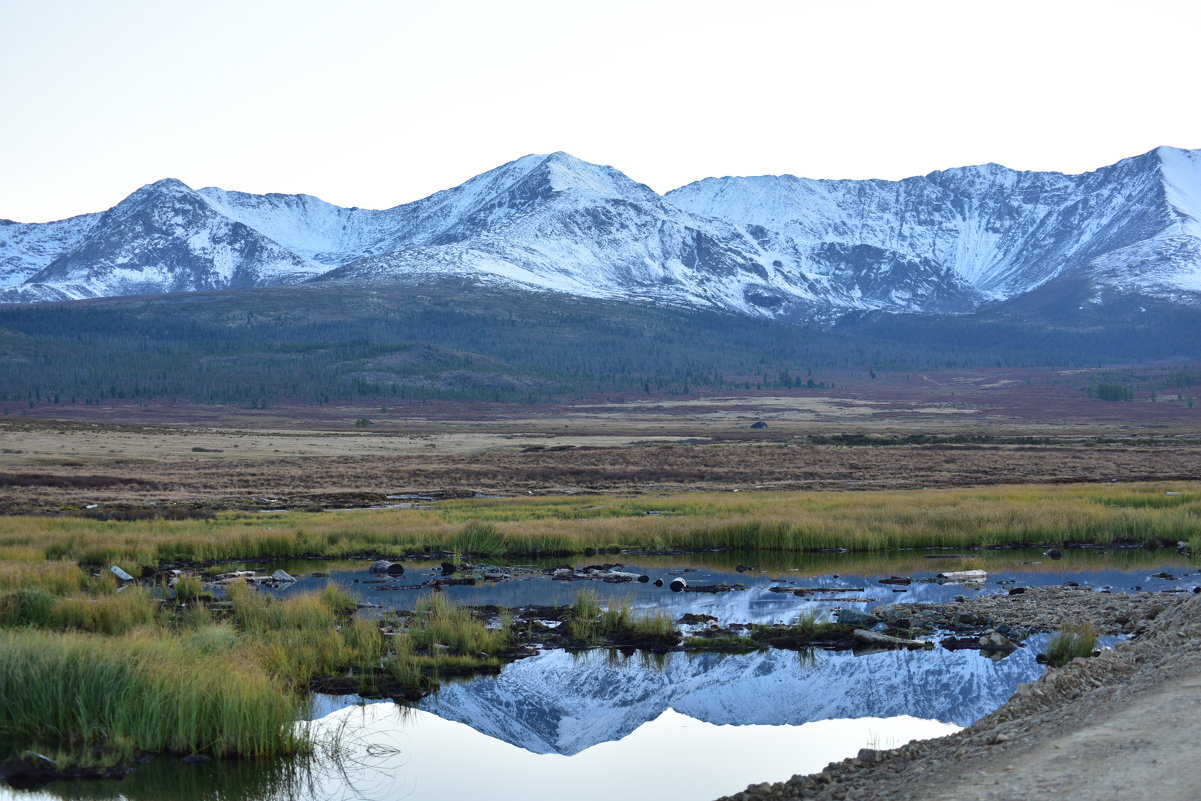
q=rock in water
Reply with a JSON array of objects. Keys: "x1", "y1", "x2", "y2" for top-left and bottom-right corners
[
  {"x1": 979, "y1": 630, "x2": 1019, "y2": 652},
  {"x1": 937, "y1": 569, "x2": 989, "y2": 582},
  {"x1": 669, "y1": 577, "x2": 687, "y2": 592},
  {"x1": 836, "y1": 608, "x2": 878, "y2": 626}
]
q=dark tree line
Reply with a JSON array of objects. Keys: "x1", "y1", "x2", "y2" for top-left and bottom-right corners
[{"x1": 1, "y1": 280, "x2": 1199, "y2": 409}]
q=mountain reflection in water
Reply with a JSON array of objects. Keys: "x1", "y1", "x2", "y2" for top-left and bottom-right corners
[{"x1": 298, "y1": 704, "x2": 959, "y2": 801}]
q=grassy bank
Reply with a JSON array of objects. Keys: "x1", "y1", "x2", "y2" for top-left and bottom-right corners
[
  {"x1": 0, "y1": 483, "x2": 1197, "y2": 572},
  {"x1": 0, "y1": 629, "x2": 304, "y2": 762},
  {"x1": 0, "y1": 575, "x2": 513, "y2": 770}
]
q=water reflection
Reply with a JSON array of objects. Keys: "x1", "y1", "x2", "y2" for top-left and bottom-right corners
[
  {"x1": 4, "y1": 705, "x2": 958, "y2": 801},
  {"x1": 1, "y1": 753, "x2": 327, "y2": 801},
  {"x1": 293, "y1": 704, "x2": 959, "y2": 801},
  {"x1": 418, "y1": 645, "x2": 1041, "y2": 755}
]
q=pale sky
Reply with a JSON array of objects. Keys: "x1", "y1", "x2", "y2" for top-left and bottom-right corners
[{"x1": 2, "y1": 0, "x2": 1199, "y2": 222}]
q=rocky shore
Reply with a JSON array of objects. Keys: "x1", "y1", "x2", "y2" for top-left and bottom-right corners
[{"x1": 717, "y1": 586, "x2": 1201, "y2": 801}]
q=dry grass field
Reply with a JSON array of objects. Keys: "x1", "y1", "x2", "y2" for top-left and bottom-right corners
[{"x1": 0, "y1": 363, "x2": 1198, "y2": 514}]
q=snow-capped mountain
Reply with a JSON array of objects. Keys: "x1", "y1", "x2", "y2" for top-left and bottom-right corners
[
  {"x1": 419, "y1": 644, "x2": 1042, "y2": 756},
  {"x1": 667, "y1": 147, "x2": 1201, "y2": 308},
  {"x1": 2, "y1": 147, "x2": 1200, "y2": 318}
]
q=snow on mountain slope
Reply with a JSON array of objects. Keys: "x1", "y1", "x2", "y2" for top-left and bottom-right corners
[
  {"x1": 2, "y1": 179, "x2": 326, "y2": 302},
  {"x1": 666, "y1": 149, "x2": 1188, "y2": 302},
  {"x1": 1158, "y1": 146, "x2": 1201, "y2": 239},
  {"x1": 0, "y1": 214, "x2": 100, "y2": 289},
  {"x1": 319, "y1": 152, "x2": 981, "y2": 318},
  {"x1": 196, "y1": 187, "x2": 398, "y2": 265},
  {"x1": 2, "y1": 147, "x2": 1200, "y2": 316}
]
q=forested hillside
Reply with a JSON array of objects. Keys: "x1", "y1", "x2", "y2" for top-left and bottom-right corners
[{"x1": 1, "y1": 279, "x2": 1198, "y2": 410}]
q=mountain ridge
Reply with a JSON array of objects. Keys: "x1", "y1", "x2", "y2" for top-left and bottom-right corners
[{"x1": 2, "y1": 147, "x2": 1199, "y2": 320}]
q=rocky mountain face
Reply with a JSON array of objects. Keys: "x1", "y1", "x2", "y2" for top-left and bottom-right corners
[{"x1": 3, "y1": 148, "x2": 1199, "y2": 320}]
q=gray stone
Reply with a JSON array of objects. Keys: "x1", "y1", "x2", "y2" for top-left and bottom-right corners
[{"x1": 836, "y1": 608, "x2": 878, "y2": 626}]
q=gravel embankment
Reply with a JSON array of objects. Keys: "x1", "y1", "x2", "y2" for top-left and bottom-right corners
[{"x1": 717, "y1": 587, "x2": 1201, "y2": 801}]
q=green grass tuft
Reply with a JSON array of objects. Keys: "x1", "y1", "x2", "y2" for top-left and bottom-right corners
[{"x1": 1044, "y1": 623, "x2": 1099, "y2": 667}]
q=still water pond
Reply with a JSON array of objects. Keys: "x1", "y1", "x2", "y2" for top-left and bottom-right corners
[{"x1": 4, "y1": 549, "x2": 1191, "y2": 801}]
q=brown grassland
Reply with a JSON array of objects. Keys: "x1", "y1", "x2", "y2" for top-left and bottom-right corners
[{"x1": 1, "y1": 363, "x2": 1199, "y2": 514}]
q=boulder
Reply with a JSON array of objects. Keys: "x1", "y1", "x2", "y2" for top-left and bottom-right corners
[
  {"x1": 979, "y1": 630, "x2": 1019, "y2": 652},
  {"x1": 835, "y1": 608, "x2": 878, "y2": 626},
  {"x1": 110, "y1": 566, "x2": 134, "y2": 582},
  {"x1": 271, "y1": 569, "x2": 296, "y2": 583},
  {"x1": 669, "y1": 577, "x2": 687, "y2": 592},
  {"x1": 370, "y1": 560, "x2": 405, "y2": 577}
]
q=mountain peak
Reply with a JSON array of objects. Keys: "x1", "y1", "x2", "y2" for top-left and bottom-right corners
[
  {"x1": 119, "y1": 178, "x2": 197, "y2": 211},
  {"x1": 530, "y1": 151, "x2": 658, "y2": 202},
  {"x1": 140, "y1": 177, "x2": 194, "y2": 194}
]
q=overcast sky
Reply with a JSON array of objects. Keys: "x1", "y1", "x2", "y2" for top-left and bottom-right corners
[{"x1": 2, "y1": 0, "x2": 1199, "y2": 222}]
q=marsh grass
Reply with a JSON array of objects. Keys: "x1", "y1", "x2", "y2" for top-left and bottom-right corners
[
  {"x1": 749, "y1": 610, "x2": 850, "y2": 646},
  {"x1": 406, "y1": 594, "x2": 509, "y2": 656},
  {"x1": 380, "y1": 597, "x2": 508, "y2": 687},
  {"x1": 0, "y1": 576, "x2": 522, "y2": 770},
  {"x1": 1044, "y1": 624, "x2": 1099, "y2": 667},
  {"x1": 173, "y1": 574, "x2": 203, "y2": 602},
  {"x1": 0, "y1": 588, "x2": 54, "y2": 627},
  {"x1": 445, "y1": 522, "x2": 506, "y2": 557},
  {"x1": 566, "y1": 590, "x2": 678, "y2": 645},
  {"x1": 2, "y1": 483, "x2": 1198, "y2": 567},
  {"x1": 0, "y1": 629, "x2": 303, "y2": 760},
  {"x1": 225, "y1": 583, "x2": 380, "y2": 685},
  {"x1": 683, "y1": 631, "x2": 763, "y2": 651},
  {"x1": 566, "y1": 590, "x2": 603, "y2": 642},
  {"x1": 0, "y1": 559, "x2": 87, "y2": 594}
]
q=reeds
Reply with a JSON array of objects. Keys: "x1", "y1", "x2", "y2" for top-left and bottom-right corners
[
  {"x1": 0, "y1": 629, "x2": 303, "y2": 760},
  {"x1": 173, "y1": 574, "x2": 203, "y2": 602},
  {"x1": 1, "y1": 482, "x2": 1197, "y2": 565},
  {"x1": 566, "y1": 590, "x2": 678, "y2": 644},
  {"x1": 226, "y1": 582, "x2": 378, "y2": 685},
  {"x1": 406, "y1": 594, "x2": 509, "y2": 656}
]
